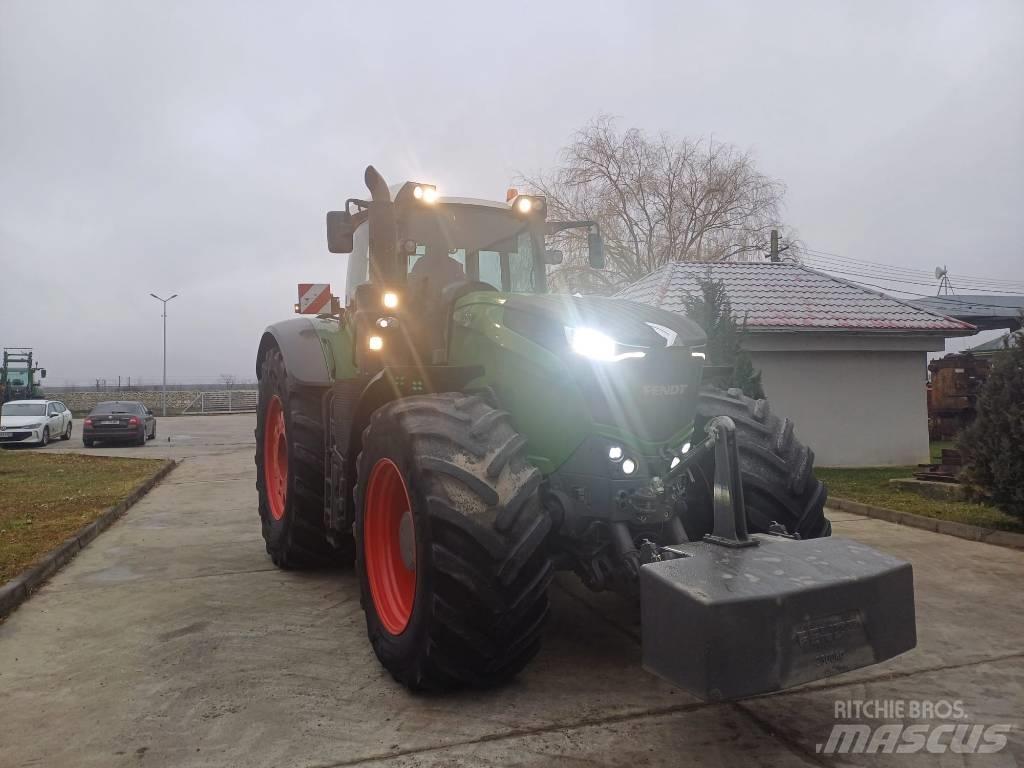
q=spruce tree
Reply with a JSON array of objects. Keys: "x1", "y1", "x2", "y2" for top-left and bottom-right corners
[
  {"x1": 682, "y1": 275, "x2": 765, "y2": 399},
  {"x1": 956, "y1": 328, "x2": 1024, "y2": 519}
]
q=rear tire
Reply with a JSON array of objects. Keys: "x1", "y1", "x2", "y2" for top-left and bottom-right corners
[
  {"x1": 355, "y1": 392, "x2": 553, "y2": 691},
  {"x1": 255, "y1": 346, "x2": 351, "y2": 569},
  {"x1": 83, "y1": 438, "x2": 94, "y2": 448},
  {"x1": 61, "y1": 422, "x2": 72, "y2": 440},
  {"x1": 687, "y1": 386, "x2": 830, "y2": 540}
]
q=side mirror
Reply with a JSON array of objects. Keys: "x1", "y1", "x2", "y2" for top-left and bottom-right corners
[
  {"x1": 326, "y1": 211, "x2": 354, "y2": 254},
  {"x1": 587, "y1": 231, "x2": 605, "y2": 269},
  {"x1": 40, "y1": 369, "x2": 47, "y2": 379},
  {"x1": 544, "y1": 249, "x2": 564, "y2": 265},
  {"x1": 146, "y1": 409, "x2": 154, "y2": 416}
]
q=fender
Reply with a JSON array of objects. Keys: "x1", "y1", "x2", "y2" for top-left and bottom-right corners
[
  {"x1": 326, "y1": 364, "x2": 485, "y2": 536},
  {"x1": 257, "y1": 317, "x2": 334, "y2": 386}
]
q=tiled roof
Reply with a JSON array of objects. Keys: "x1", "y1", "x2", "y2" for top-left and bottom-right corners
[{"x1": 616, "y1": 261, "x2": 975, "y2": 333}]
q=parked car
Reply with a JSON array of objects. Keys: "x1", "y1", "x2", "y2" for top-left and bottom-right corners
[
  {"x1": 0, "y1": 399, "x2": 73, "y2": 447},
  {"x1": 83, "y1": 401, "x2": 156, "y2": 447}
]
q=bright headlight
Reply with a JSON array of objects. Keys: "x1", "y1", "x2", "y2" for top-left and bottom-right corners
[{"x1": 565, "y1": 327, "x2": 646, "y2": 362}]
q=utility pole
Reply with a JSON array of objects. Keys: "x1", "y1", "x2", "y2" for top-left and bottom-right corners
[{"x1": 149, "y1": 293, "x2": 178, "y2": 416}]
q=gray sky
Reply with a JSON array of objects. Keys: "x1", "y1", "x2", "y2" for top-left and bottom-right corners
[{"x1": 2, "y1": 1, "x2": 1022, "y2": 384}]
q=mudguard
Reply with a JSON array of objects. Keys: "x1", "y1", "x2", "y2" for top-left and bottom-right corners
[{"x1": 257, "y1": 318, "x2": 333, "y2": 386}]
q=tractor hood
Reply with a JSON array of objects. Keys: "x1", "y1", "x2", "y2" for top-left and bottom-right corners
[{"x1": 501, "y1": 294, "x2": 706, "y2": 349}]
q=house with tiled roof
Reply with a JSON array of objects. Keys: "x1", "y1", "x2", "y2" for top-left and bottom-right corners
[{"x1": 617, "y1": 262, "x2": 977, "y2": 466}]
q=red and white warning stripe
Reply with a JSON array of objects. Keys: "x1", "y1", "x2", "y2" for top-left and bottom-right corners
[{"x1": 297, "y1": 283, "x2": 331, "y2": 314}]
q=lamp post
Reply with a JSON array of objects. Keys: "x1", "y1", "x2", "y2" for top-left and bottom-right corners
[{"x1": 149, "y1": 293, "x2": 178, "y2": 416}]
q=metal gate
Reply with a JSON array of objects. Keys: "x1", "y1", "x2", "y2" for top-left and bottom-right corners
[{"x1": 182, "y1": 390, "x2": 258, "y2": 415}]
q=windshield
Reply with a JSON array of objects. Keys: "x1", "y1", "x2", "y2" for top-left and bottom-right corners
[
  {"x1": 91, "y1": 402, "x2": 143, "y2": 414},
  {"x1": 345, "y1": 205, "x2": 544, "y2": 302},
  {"x1": 5, "y1": 371, "x2": 28, "y2": 386},
  {"x1": 2, "y1": 403, "x2": 45, "y2": 417},
  {"x1": 402, "y1": 206, "x2": 542, "y2": 292}
]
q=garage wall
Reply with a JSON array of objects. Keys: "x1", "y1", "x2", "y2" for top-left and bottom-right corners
[{"x1": 748, "y1": 350, "x2": 930, "y2": 467}]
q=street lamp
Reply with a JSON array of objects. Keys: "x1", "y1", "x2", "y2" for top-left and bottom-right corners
[{"x1": 149, "y1": 293, "x2": 178, "y2": 416}]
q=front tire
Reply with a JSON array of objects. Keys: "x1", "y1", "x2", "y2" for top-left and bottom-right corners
[
  {"x1": 40, "y1": 427, "x2": 49, "y2": 447},
  {"x1": 355, "y1": 392, "x2": 553, "y2": 691},
  {"x1": 686, "y1": 386, "x2": 830, "y2": 540},
  {"x1": 255, "y1": 346, "x2": 348, "y2": 568}
]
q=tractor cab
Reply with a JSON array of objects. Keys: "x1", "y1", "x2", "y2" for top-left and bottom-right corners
[{"x1": 328, "y1": 168, "x2": 603, "y2": 370}]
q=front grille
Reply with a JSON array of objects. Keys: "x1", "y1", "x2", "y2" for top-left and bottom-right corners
[{"x1": 575, "y1": 347, "x2": 702, "y2": 443}]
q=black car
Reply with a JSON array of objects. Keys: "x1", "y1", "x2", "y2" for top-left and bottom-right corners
[{"x1": 83, "y1": 401, "x2": 156, "y2": 447}]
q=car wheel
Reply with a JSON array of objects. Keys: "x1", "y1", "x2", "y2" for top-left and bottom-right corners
[
  {"x1": 62, "y1": 422, "x2": 72, "y2": 440},
  {"x1": 83, "y1": 438, "x2": 94, "y2": 448},
  {"x1": 136, "y1": 429, "x2": 146, "y2": 447},
  {"x1": 40, "y1": 427, "x2": 50, "y2": 447}
]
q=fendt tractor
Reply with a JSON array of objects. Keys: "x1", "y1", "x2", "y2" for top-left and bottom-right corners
[
  {"x1": 1, "y1": 348, "x2": 46, "y2": 404},
  {"x1": 255, "y1": 166, "x2": 916, "y2": 701}
]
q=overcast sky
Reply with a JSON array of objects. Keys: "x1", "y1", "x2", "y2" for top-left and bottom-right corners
[{"x1": 1, "y1": 1, "x2": 1021, "y2": 385}]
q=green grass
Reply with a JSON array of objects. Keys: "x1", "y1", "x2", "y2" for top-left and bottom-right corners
[
  {"x1": 0, "y1": 450, "x2": 166, "y2": 584},
  {"x1": 818, "y1": 466, "x2": 1023, "y2": 533}
]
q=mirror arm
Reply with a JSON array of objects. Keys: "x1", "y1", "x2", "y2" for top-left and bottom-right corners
[
  {"x1": 547, "y1": 220, "x2": 598, "y2": 235},
  {"x1": 346, "y1": 198, "x2": 371, "y2": 216}
]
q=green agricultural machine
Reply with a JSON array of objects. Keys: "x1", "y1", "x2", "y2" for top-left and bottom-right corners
[
  {"x1": 255, "y1": 166, "x2": 916, "y2": 700},
  {"x1": 1, "y1": 348, "x2": 46, "y2": 403}
]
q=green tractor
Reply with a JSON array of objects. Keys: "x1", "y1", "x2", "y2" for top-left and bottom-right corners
[
  {"x1": 255, "y1": 166, "x2": 916, "y2": 700},
  {"x1": 1, "y1": 348, "x2": 46, "y2": 403}
]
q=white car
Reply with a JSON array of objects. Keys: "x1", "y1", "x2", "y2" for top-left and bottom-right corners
[{"x1": 0, "y1": 399, "x2": 73, "y2": 447}]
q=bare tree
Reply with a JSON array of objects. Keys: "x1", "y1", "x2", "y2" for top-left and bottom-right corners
[
  {"x1": 219, "y1": 373, "x2": 237, "y2": 390},
  {"x1": 520, "y1": 117, "x2": 794, "y2": 293}
]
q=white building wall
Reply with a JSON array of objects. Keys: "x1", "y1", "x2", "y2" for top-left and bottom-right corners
[{"x1": 747, "y1": 350, "x2": 930, "y2": 467}]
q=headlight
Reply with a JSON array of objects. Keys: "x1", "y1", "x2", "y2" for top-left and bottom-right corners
[
  {"x1": 412, "y1": 184, "x2": 438, "y2": 203},
  {"x1": 565, "y1": 327, "x2": 646, "y2": 362},
  {"x1": 24, "y1": 422, "x2": 43, "y2": 429}
]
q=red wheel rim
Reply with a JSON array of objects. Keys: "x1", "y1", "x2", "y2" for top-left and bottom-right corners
[
  {"x1": 264, "y1": 395, "x2": 288, "y2": 521},
  {"x1": 364, "y1": 458, "x2": 416, "y2": 635}
]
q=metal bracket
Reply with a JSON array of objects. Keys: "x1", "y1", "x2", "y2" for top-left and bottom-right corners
[{"x1": 703, "y1": 416, "x2": 758, "y2": 548}]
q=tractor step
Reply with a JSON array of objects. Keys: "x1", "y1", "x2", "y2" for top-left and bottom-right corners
[{"x1": 640, "y1": 535, "x2": 916, "y2": 701}]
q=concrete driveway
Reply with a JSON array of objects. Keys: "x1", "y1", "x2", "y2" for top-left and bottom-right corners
[{"x1": 1, "y1": 414, "x2": 1021, "y2": 767}]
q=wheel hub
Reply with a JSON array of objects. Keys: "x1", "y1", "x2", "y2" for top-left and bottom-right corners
[{"x1": 399, "y1": 510, "x2": 416, "y2": 571}]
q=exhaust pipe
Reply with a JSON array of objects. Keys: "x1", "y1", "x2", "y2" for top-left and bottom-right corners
[
  {"x1": 364, "y1": 165, "x2": 392, "y2": 202},
  {"x1": 363, "y1": 165, "x2": 399, "y2": 282}
]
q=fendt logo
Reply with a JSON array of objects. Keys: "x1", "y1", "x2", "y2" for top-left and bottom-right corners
[{"x1": 642, "y1": 384, "x2": 688, "y2": 397}]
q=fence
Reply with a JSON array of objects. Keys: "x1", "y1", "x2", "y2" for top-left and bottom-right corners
[{"x1": 181, "y1": 390, "x2": 258, "y2": 415}]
